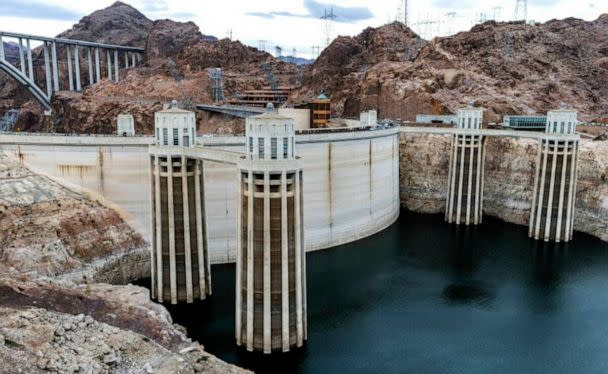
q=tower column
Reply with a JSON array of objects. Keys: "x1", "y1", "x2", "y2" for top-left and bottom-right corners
[
  {"x1": 236, "y1": 103, "x2": 306, "y2": 353},
  {"x1": 445, "y1": 106, "x2": 485, "y2": 225},
  {"x1": 529, "y1": 110, "x2": 579, "y2": 242},
  {"x1": 150, "y1": 101, "x2": 210, "y2": 304}
]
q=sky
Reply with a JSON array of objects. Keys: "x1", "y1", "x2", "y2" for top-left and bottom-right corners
[{"x1": 1, "y1": 0, "x2": 606, "y2": 59}]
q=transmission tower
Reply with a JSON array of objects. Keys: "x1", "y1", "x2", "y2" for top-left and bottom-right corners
[
  {"x1": 275, "y1": 46, "x2": 282, "y2": 57},
  {"x1": 514, "y1": 0, "x2": 527, "y2": 22},
  {"x1": 396, "y1": 0, "x2": 409, "y2": 26},
  {"x1": 312, "y1": 45, "x2": 320, "y2": 60},
  {"x1": 321, "y1": 7, "x2": 337, "y2": 48},
  {"x1": 207, "y1": 68, "x2": 224, "y2": 102},
  {"x1": 445, "y1": 12, "x2": 457, "y2": 35},
  {"x1": 261, "y1": 63, "x2": 277, "y2": 90},
  {"x1": 257, "y1": 40, "x2": 267, "y2": 52},
  {"x1": 492, "y1": 6, "x2": 503, "y2": 21},
  {"x1": 502, "y1": 31, "x2": 513, "y2": 59}
]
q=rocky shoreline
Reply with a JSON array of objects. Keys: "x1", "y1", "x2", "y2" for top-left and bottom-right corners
[{"x1": 0, "y1": 153, "x2": 250, "y2": 373}]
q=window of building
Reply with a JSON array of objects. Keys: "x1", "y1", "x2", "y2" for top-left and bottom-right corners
[
  {"x1": 183, "y1": 135, "x2": 189, "y2": 146},
  {"x1": 283, "y1": 137, "x2": 288, "y2": 159},
  {"x1": 173, "y1": 128, "x2": 179, "y2": 145},
  {"x1": 258, "y1": 137, "x2": 264, "y2": 158},
  {"x1": 249, "y1": 137, "x2": 253, "y2": 154},
  {"x1": 163, "y1": 128, "x2": 168, "y2": 146},
  {"x1": 271, "y1": 138, "x2": 277, "y2": 159},
  {"x1": 156, "y1": 128, "x2": 159, "y2": 141}
]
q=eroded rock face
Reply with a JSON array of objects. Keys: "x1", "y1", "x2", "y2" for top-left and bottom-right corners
[
  {"x1": 145, "y1": 19, "x2": 204, "y2": 63},
  {"x1": 0, "y1": 153, "x2": 146, "y2": 279},
  {"x1": 399, "y1": 133, "x2": 608, "y2": 241}
]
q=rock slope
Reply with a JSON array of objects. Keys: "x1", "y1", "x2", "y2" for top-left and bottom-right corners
[{"x1": 293, "y1": 16, "x2": 608, "y2": 122}]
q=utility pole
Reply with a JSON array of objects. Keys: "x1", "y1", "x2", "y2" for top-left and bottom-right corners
[
  {"x1": 275, "y1": 45, "x2": 282, "y2": 57},
  {"x1": 446, "y1": 12, "x2": 456, "y2": 35},
  {"x1": 311, "y1": 45, "x2": 320, "y2": 60}
]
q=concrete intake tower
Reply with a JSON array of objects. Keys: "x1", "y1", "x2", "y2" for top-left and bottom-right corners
[
  {"x1": 445, "y1": 106, "x2": 485, "y2": 225},
  {"x1": 236, "y1": 104, "x2": 307, "y2": 353},
  {"x1": 150, "y1": 101, "x2": 211, "y2": 304},
  {"x1": 529, "y1": 110, "x2": 579, "y2": 242}
]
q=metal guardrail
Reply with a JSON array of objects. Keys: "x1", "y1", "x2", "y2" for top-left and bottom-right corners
[{"x1": 0, "y1": 31, "x2": 144, "y2": 52}]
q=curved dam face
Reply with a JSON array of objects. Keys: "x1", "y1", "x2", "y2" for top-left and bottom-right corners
[{"x1": 0, "y1": 128, "x2": 400, "y2": 264}]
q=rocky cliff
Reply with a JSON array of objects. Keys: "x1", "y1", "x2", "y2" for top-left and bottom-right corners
[
  {"x1": 399, "y1": 133, "x2": 608, "y2": 241},
  {"x1": 293, "y1": 16, "x2": 608, "y2": 122}
]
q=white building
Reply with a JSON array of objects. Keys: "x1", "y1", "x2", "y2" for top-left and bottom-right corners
[
  {"x1": 154, "y1": 100, "x2": 196, "y2": 147},
  {"x1": 117, "y1": 114, "x2": 135, "y2": 136}
]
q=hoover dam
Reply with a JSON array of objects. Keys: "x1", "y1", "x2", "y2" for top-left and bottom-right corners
[{"x1": 0, "y1": 126, "x2": 400, "y2": 264}]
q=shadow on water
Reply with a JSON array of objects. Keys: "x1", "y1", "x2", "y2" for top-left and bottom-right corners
[{"x1": 136, "y1": 210, "x2": 608, "y2": 374}]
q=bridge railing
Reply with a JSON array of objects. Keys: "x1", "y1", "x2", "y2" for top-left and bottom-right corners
[{"x1": 0, "y1": 30, "x2": 145, "y2": 111}]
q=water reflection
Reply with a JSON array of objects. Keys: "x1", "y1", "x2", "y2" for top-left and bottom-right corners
[{"x1": 530, "y1": 240, "x2": 569, "y2": 286}]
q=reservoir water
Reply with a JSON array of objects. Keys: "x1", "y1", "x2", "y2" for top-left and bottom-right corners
[{"x1": 146, "y1": 210, "x2": 608, "y2": 373}]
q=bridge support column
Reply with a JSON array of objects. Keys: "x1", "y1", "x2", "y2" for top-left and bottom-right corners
[
  {"x1": 236, "y1": 104, "x2": 306, "y2": 353},
  {"x1": 73, "y1": 46, "x2": 81, "y2": 91},
  {"x1": 131, "y1": 52, "x2": 136, "y2": 67},
  {"x1": 446, "y1": 133, "x2": 485, "y2": 225},
  {"x1": 51, "y1": 41, "x2": 59, "y2": 91},
  {"x1": 26, "y1": 39, "x2": 33, "y2": 81},
  {"x1": 529, "y1": 110, "x2": 579, "y2": 242},
  {"x1": 107, "y1": 49, "x2": 112, "y2": 81},
  {"x1": 18, "y1": 38, "x2": 25, "y2": 75},
  {"x1": 114, "y1": 49, "x2": 119, "y2": 82},
  {"x1": 95, "y1": 48, "x2": 100, "y2": 83},
  {"x1": 66, "y1": 45, "x2": 74, "y2": 91},
  {"x1": 124, "y1": 51, "x2": 129, "y2": 69},
  {"x1": 0, "y1": 35, "x2": 4, "y2": 61},
  {"x1": 87, "y1": 48, "x2": 93, "y2": 86},
  {"x1": 43, "y1": 42, "x2": 51, "y2": 99}
]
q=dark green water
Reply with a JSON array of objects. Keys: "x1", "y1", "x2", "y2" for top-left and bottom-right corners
[{"x1": 145, "y1": 210, "x2": 608, "y2": 373}]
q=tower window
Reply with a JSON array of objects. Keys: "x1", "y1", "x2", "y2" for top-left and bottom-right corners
[
  {"x1": 283, "y1": 137, "x2": 288, "y2": 158},
  {"x1": 258, "y1": 137, "x2": 264, "y2": 158},
  {"x1": 173, "y1": 128, "x2": 179, "y2": 145},
  {"x1": 271, "y1": 138, "x2": 277, "y2": 159},
  {"x1": 249, "y1": 137, "x2": 253, "y2": 153},
  {"x1": 163, "y1": 128, "x2": 168, "y2": 146}
]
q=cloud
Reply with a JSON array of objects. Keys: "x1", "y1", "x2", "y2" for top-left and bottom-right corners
[
  {"x1": 246, "y1": 0, "x2": 373, "y2": 24},
  {"x1": 303, "y1": 0, "x2": 374, "y2": 23},
  {"x1": 0, "y1": 0, "x2": 81, "y2": 20},
  {"x1": 140, "y1": 0, "x2": 169, "y2": 12},
  {"x1": 169, "y1": 12, "x2": 197, "y2": 20}
]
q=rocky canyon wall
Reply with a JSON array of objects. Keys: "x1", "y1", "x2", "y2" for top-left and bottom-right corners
[{"x1": 399, "y1": 133, "x2": 608, "y2": 241}]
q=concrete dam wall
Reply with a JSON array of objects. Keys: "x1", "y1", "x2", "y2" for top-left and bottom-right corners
[{"x1": 0, "y1": 128, "x2": 400, "y2": 264}]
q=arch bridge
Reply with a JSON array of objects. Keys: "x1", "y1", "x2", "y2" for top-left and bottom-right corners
[{"x1": 0, "y1": 31, "x2": 144, "y2": 111}]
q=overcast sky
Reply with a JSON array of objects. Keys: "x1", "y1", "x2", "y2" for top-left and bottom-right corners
[{"x1": 1, "y1": 0, "x2": 606, "y2": 58}]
